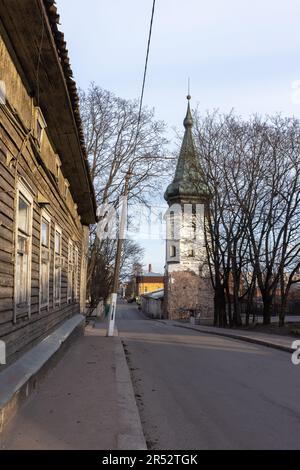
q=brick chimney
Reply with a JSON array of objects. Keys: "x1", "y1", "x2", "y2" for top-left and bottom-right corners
[{"x1": 148, "y1": 264, "x2": 152, "y2": 273}]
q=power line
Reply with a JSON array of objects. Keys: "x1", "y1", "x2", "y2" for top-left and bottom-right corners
[
  {"x1": 135, "y1": 0, "x2": 157, "y2": 145},
  {"x1": 106, "y1": 0, "x2": 157, "y2": 336}
]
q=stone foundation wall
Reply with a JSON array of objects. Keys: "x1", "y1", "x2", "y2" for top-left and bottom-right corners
[{"x1": 164, "y1": 271, "x2": 214, "y2": 320}]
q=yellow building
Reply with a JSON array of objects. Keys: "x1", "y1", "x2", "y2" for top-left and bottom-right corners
[
  {"x1": 131, "y1": 265, "x2": 164, "y2": 297},
  {"x1": 136, "y1": 273, "x2": 164, "y2": 296}
]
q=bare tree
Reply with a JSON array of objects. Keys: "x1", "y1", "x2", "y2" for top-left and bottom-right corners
[
  {"x1": 193, "y1": 110, "x2": 300, "y2": 327},
  {"x1": 80, "y1": 83, "x2": 169, "y2": 304},
  {"x1": 90, "y1": 238, "x2": 144, "y2": 309},
  {"x1": 80, "y1": 83, "x2": 169, "y2": 207}
]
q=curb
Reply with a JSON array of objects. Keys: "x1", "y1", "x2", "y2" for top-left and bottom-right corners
[
  {"x1": 114, "y1": 338, "x2": 147, "y2": 450},
  {"x1": 172, "y1": 323, "x2": 294, "y2": 354}
]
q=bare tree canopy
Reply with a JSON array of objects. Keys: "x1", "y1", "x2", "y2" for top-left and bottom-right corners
[
  {"x1": 193, "y1": 110, "x2": 300, "y2": 326},
  {"x1": 80, "y1": 83, "x2": 169, "y2": 206},
  {"x1": 80, "y1": 83, "x2": 169, "y2": 306},
  {"x1": 90, "y1": 238, "x2": 145, "y2": 309}
]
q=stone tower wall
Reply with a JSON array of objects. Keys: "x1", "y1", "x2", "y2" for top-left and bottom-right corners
[{"x1": 164, "y1": 271, "x2": 214, "y2": 320}]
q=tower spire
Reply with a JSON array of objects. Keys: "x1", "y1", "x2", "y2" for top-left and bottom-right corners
[
  {"x1": 164, "y1": 94, "x2": 208, "y2": 203},
  {"x1": 184, "y1": 93, "x2": 193, "y2": 129}
]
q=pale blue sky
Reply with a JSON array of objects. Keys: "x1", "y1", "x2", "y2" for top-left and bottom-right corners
[{"x1": 57, "y1": 0, "x2": 300, "y2": 272}]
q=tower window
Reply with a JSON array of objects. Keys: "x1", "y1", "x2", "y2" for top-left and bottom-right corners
[
  {"x1": 170, "y1": 211, "x2": 175, "y2": 239},
  {"x1": 170, "y1": 245, "x2": 176, "y2": 258},
  {"x1": 188, "y1": 249, "x2": 195, "y2": 258}
]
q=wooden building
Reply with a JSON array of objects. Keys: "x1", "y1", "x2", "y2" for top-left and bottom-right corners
[{"x1": 0, "y1": 0, "x2": 97, "y2": 365}]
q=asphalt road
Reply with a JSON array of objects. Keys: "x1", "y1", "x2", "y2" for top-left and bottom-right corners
[{"x1": 116, "y1": 301, "x2": 300, "y2": 450}]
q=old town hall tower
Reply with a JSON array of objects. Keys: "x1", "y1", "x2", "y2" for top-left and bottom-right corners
[{"x1": 164, "y1": 95, "x2": 213, "y2": 320}]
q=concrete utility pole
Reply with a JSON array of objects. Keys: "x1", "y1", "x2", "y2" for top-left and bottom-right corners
[{"x1": 107, "y1": 172, "x2": 131, "y2": 337}]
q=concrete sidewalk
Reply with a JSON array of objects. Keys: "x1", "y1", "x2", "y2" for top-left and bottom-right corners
[
  {"x1": 168, "y1": 321, "x2": 298, "y2": 354},
  {"x1": 0, "y1": 322, "x2": 146, "y2": 450}
]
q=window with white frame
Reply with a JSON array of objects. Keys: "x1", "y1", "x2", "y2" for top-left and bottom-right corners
[
  {"x1": 74, "y1": 246, "x2": 79, "y2": 301},
  {"x1": 40, "y1": 212, "x2": 51, "y2": 310},
  {"x1": 15, "y1": 183, "x2": 33, "y2": 315},
  {"x1": 67, "y1": 239, "x2": 74, "y2": 303},
  {"x1": 54, "y1": 226, "x2": 62, "y2": 305}
]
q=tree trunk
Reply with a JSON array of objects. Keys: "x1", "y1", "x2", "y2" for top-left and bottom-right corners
[
  {"x1": 225, "y1": 283, "x2": 233, "y2": 327},
  {"x1": 262, "y1": 294, "x2": 272, "y2": 325},
  {"x1": 245, "y1": 284, "x2": 255, "y2": 327},
  {"x1": 214, "y1": 284, "x2": 227, "y2": 327},
  {"x1": 279, "y1": 290, "x2": 290, "y2": 327},
  {"x1": 232, "y1": 288, "x2": 242, "y2": 327}
]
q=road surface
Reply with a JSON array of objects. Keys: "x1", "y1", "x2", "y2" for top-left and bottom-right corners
[{"x1": 117, "y1": 301, "x2": 300, "y2": 450}]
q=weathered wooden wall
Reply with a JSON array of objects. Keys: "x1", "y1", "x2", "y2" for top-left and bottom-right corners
[{"x1": 0, "y1": 34, "x2": 89, "y2": 365}]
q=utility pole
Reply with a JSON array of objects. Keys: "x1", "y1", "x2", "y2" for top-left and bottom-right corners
[{"x1": 107, "y1": 172, "x2": 131, "y2": 337}]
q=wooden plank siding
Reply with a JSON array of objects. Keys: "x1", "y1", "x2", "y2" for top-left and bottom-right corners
[{"x1": 0, "y1": 31, "x2": 91, "y2": 366}]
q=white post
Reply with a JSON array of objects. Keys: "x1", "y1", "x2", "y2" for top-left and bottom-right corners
[
  {"x1": 0, "y1": 340, "x2": 6, "y2": 365},
  {"x1": 107, "y1": 293, "x2": 117, "y2": 337},
  {"x1": 106, "y1": 173, "x2": 130, "y2": 338}
]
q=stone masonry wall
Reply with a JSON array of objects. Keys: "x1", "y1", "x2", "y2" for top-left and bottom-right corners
[{"x1": 164, "y1": 270, "x2": 214, "y2": 320}]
